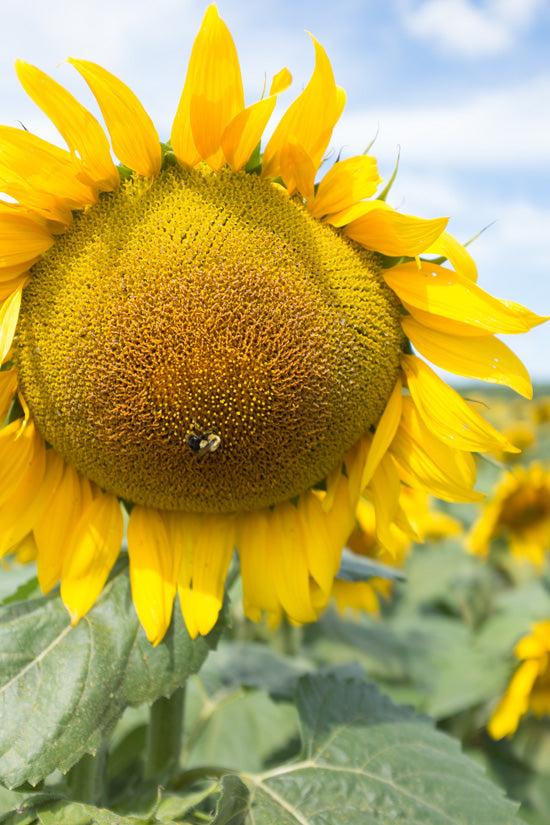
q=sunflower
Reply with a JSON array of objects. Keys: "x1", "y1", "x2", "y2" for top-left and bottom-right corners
[
  {"x1": 488, "y1": 621, "x2": 550, "y2": 739},
  {"x1": 0, "y1": 5, "x2": 546, "y2": 645},
  {"x1": 333, "y1": 487, "x2": 462, "y2": 616},
  {"x1": 468, "y1": 463, "x2": 550, "y2": 566}
]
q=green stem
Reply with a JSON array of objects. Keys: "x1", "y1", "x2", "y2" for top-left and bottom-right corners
[
  {"x1": 67, "y1": 744, "x2": 107, "y2": 805},
  {"x1": 144, "y1": 685, "x2": 186, "y2": 779}
]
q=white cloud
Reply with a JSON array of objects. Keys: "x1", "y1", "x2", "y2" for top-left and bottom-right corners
[
  {"x1": 400, "y1": 0, "x2": 545, "y2": 57},
  {"x1": 332, "y1": 73, "x2": 550, "y2": 170}
]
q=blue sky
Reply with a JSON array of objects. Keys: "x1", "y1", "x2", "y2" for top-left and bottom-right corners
[{"x1": 1, "y1": 0, "x2": 549, "y2": 385}]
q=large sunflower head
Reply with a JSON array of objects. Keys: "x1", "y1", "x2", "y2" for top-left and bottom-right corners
[{"x1": 0, "y1": 4, "x2": 546, "y2": 644}]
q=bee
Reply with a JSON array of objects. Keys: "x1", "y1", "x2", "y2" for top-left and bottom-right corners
[{"x1": 185, "y1": 423, "x2": 221, "y2": 457}]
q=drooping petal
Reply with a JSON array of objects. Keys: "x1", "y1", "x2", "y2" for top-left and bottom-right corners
[
  {"x1": 344, "y1": 433, "x2": 371, "y2": 503},
  {"x1": 0, "y1": 418, "x2": 43, "y2": 507},
  {"x1": 402, "y1": 316, "x2": 533, "y2": 398},
  {"x1": 237, "y1": 508, "x2": 282, "y2": 626},
  {"x1": 367, "y1": 452, "x2": 402, "y2": 553},
  {"x1": 361, "y1": 376, "x2": 403, "y2": 488},
  {"x1": 68, "y1": 58, "x2": 161, "y2": 178},
  {"x1": 384, "y1": 261, "x2": 546, "y2": 335},
  {"x1": 390, "y1": 398, "x2": 484, "y2": 503},
  {"x1": 266, "y1": 501, "x2": 318, "y2": 623},
  {"x1": 335, "y1": 200, "x2": 448, "y2": 257},
  {"x1": 179, "y1": 512, "x2": 235, "y2": 639},
  {"x1": 60, "y1": 492, "x2": 124, "y2": 623},
  {"x1": 402, "y1": 354, "x2": 520, "y2": 453},
  {"x1": 332, "y1": 580, "x2": 381, "y2": 615},
  {"x1": 298, "y1": 489, "x2": 342, "y2": 598},
  {"x1": 127, "y1": 505, "x2": 177, "y2": 645},
  {"x1": 317, "y1": 470, "x2": 358, "y2": 569},
  {"x1": 0, "y1": 287, "x2": 22, "y2": 363},
  {"x1": 309, "y1": 155, "x2": 382, "y2": 218},
  {"x1": 0, "y1": 444, "x2": 61, "y2": 557},
  {"x1": 0, "y1": 212, "x2": 53, "y2": 269},
  {"x1": 15, "y1": 60, "x2": 119, "y2": 191},
  {"x1": 171, "y1": 5, "x2": 244, "y2": 171},
  {"x1": 34, "y1": 460, "x2": 85, "y2": 593},
  {"x1": 262, "y1": 34, "x2": 343, "y2": 193},
  {"x1": 221, "y1": 96, "x2": 277, "y2": 172}
]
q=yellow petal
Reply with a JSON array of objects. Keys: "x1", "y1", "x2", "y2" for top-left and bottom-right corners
[
  {"x1": 61, "y1": 492, "x2": 124, "y2": 623},
  {"x1": 171, "y1": 5, "x2": 244, "y2": 171},
  {"x1": 237, "y1": 508, "x2": 282, "y2": 625},
  {"x1": 499, "y1": 298, "x2": 549, "y2": 331},
  {"x1": 362, "y1": 376, "x2": 403, "y2": 488},
  {"x1": 278, "y1": 140, "x2": 317, "y2": 199},
  {"x1": 15, "y1": 60, "x2": 119, "y2": 191},
  {"x1": 338, "y1": 200, "x2": 448, "y2": 257},
  {"x1": 0, "y1": 444, "x2": 62, "y2": 557},
  {"x1": 0, "y1": 418, "x2": 42, "y2": 506},
  {"x1": 488, "y1": 659, "x2": 540, "y2": 739},
  {"x1": 344, "y1": 434, "x2": 371, "y2": 503},
  {"x1": 515, "y1": 634, "x2": 547, "y2": 661},
  {"x1": 298, "y1": 490, "x2": 341, "y2": 598},
  {"x1": 402, "y1": 316, "x2": 533, "y2": 398},
  {"x1": 221, "y1": 96, "x2": 277, "y2": 172},
  {"x1": 179, "y1": 512, "x2": 235, "y2": 639},
  {"x1": 68, "y1": 58, "x2": 161, "y2": 177},
  {"x1": 423, "y1": 230, "x2": 478, "y2": 282},
  {"x1": 267, "y1": 501, "x2": 318, "y2": 623},
  {"x1": 0, "y1": 277, "x2": 29, "y2": 309},
  {"x1": 402, "y1": 354, "x2": 520, "y2": 453},
  {"x1": 127, "y1": 505, "x2": 177, "y2": 645},
  {"x1": 0, "y1": 212, "x2": 54, "y2": 268},
  {"x1": 0, "y1": 368, "x2": 17, "y2": 422},
  {"x1": 332, "y1": 580, "x2": 381, "y2": 615},
  {"x1": 0, "y1": 125, "x2": 98, "y2": 212},
  {"x1": 367, "y1": 452, "x2": 402, "y2": 553},
  {"x1": 262, "y1": 34, "x2": 343, "y2": 192},
  {"x1": 0, "y1": 287, "x2": 22, "y2": 363},
  {"x1": 391, "y1": 398, "x2": 484, "y2": 503},
  {"x1": 34, "y1": 460, "x2": 85, "y2": 593},
  {"x1": 323, "y1": 470, "x2": 358, "y2": 547},
  {"x1": 269, "y1": 68, "x2": 292, "y2": 96},
  {"x1": 401, "y1": 305, "x2": 494, "y2": 337},
  {"x1": 384, "y1": 261, "x2": 545, "y2": 334},
  {"x1": 309, "y1": 155, "x2": 382, "y2": 218}
]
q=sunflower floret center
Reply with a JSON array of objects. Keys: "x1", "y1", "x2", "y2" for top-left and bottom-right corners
[{"x1": 16, "y1": 166, "x2": 405, "y2": 512}]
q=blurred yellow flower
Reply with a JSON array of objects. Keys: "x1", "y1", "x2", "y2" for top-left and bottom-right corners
[
  {"x1": 469, "y1": 463, "x2": 550, "y2": 565},
  {"x1": 489, "y1": 621, "x2": 550, "y2": 739},
  {"x1": 0, "y1": 4, "x2": 545, "y2": 643}
]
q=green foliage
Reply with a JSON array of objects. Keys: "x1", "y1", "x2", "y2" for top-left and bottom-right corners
[
  {"x1": 0, "y1": 560, "x2": 223, "y2": 789},
  {"x1": 0, "y1": 669, "x2": 522, "y2": 825}
]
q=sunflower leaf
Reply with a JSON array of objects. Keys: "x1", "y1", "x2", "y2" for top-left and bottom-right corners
[
  {"x1": 0, "y1": 560, "x2": 224, "y2": 789},
  {"x1": 208, "y1": 671, "x2": 522, "y2": 825},
  {"x1": 0, "y1": 797, "x2": 147, "y2": 824}
]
